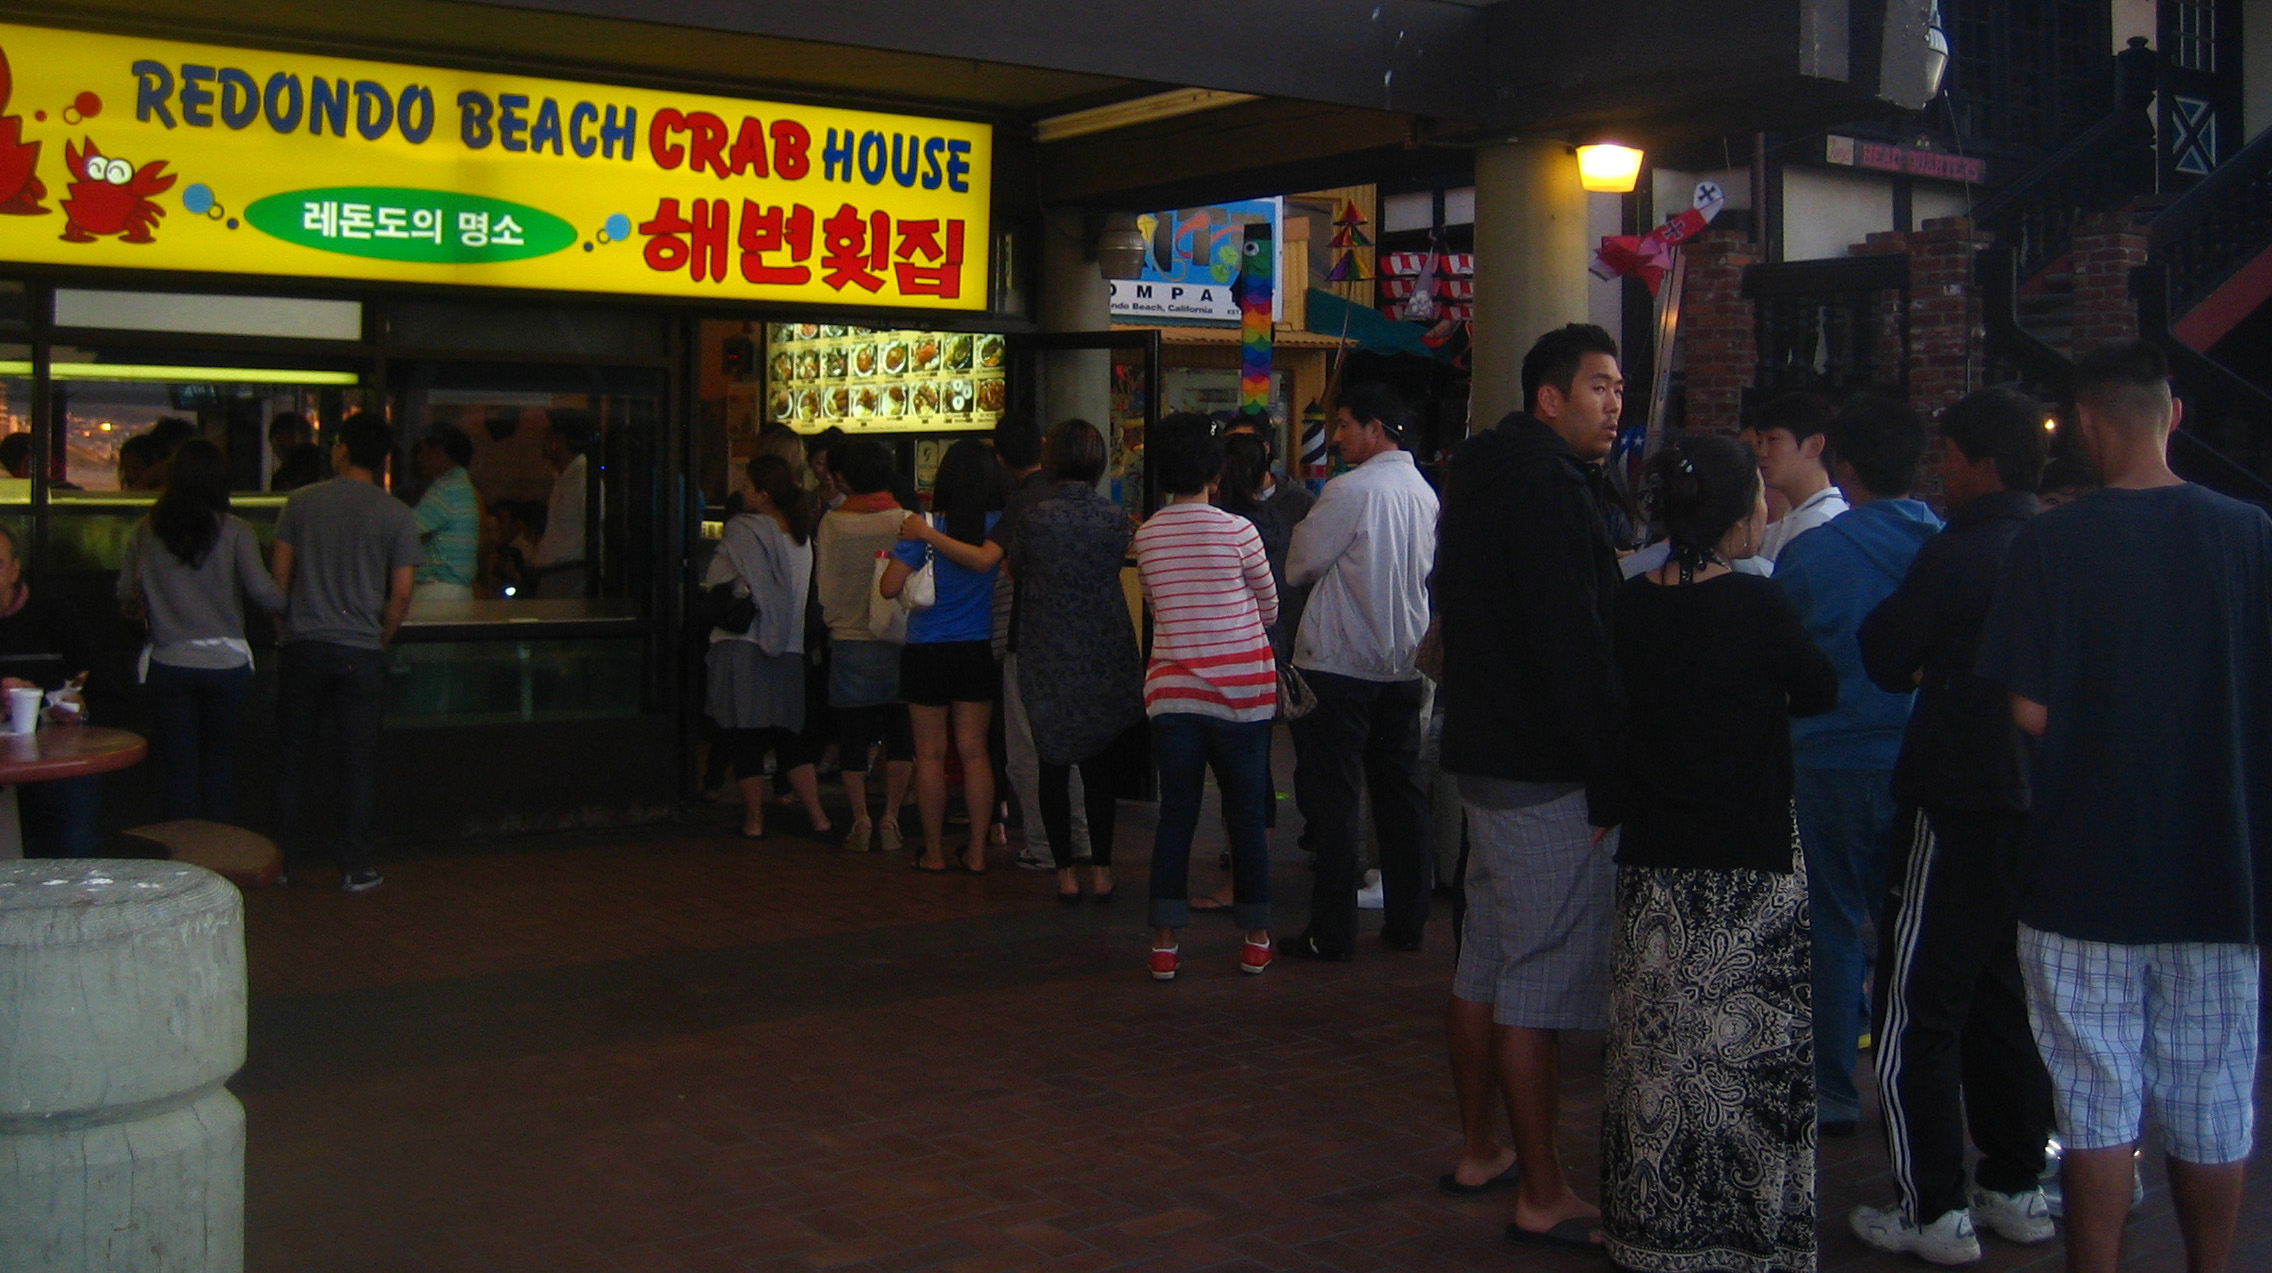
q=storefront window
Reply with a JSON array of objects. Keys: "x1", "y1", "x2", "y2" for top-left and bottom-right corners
[
  {"x1": 37, "y1": 354, "x2": 373, "y2": 574},
  {"x1": 392, "y1": 359, "x2": 664, "y2": 608}
]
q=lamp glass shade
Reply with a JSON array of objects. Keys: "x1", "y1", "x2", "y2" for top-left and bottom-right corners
[{"x1": 1576, "y1": 144, "x2": 1645, "y2": 194}]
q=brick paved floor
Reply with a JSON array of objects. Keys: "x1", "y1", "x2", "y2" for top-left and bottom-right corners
[{"x1": 239, "y1": 763, "x2": 2269, "y2": 1272}]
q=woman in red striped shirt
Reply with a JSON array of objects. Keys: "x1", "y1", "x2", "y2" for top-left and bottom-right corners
[{"x1": 1132, "y1": 413, "x2": 1279, "y2": 981}]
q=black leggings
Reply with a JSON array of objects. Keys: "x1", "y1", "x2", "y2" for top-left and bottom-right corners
[
  {"x1": 717, "y1": 727, "x2": 812, "y2": 778},
  {"x1": 1039, "y1": 752, "x2": 1118, "y2": 869}
]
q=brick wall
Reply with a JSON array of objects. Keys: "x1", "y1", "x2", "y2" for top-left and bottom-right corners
[
  {"x1": 1901, "y1": 216, "x2": 1993, "y2": 416},
  {"x1": 1679, "y1": 227, "x2": 1762, "y2": 435},
  {"x1": 2069, "y1": 209, "x2": 2149, "y2": 353}
]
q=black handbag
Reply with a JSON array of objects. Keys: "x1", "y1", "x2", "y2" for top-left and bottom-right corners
[{"x1": 696, "y1": 582, "x2": 757, "y2": 635}]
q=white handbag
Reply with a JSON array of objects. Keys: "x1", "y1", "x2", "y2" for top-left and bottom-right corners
[{"x1": 865, "y1": 520, "x2": 937, "y2": 642}]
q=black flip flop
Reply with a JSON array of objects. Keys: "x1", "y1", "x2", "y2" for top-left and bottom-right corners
[
  {"x1": 1504, "y1": 1218, "x2": 1600, "y2": 1251},
  {"x1": 1189, "y1": 895, "x2": 1235, "y2": 914},
  {"x1": 1437, "y1": 1162, "x2": 1520, "y2": 1196}
]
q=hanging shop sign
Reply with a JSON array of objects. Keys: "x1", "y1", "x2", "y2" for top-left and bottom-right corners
[
  {"x1": 1108, "y1": 197, "x2": 1281, "y2": 324},
  {"x1": 0, "y1": 22, "x2": 991, "y2": 309}
]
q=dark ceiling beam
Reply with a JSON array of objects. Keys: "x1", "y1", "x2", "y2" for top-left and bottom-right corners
[
  {"x1": 461, "y1": 0, "x2": 1492, "y2": 123},
  {"x1": 1037, "y1": 99, "x2": 1459, "y2": 211}
]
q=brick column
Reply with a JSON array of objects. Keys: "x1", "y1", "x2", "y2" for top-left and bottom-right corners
[
  {"x1": 1679, "y1": 227, "x2": 1762, "y2": 435},
  {"x1": 1902, "y1": 216, "x2": 1992, "y2": 415},
  {"x1": 2069, "y1": 209, "x2": 2149, "y2": 352}
]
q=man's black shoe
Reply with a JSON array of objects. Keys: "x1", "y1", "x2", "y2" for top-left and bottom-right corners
[
  {"x1": 1381, "y1": 931, "x2": 1423, "y2": 952},
  {"x1": 1280, "y1": 933, "x2": 1352, "y2": 962}
]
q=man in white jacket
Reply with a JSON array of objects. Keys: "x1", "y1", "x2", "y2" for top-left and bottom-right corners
[{"x1": 1281, "y1": 382, "x2": 1441, "y2": 961}]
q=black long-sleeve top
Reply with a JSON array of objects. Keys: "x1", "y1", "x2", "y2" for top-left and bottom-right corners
[
  {"x1": 1437, "y1": 413, "x2": 1628, "y2": 824},
  {"x1": 1858, "y1": 489, "x2": 2039, "y2": 812},
  {"x1": 0, "y1": 582, "x2": 93, "y2": 692},
  {"x1": 1612, "y1": 572, "x2": 1838, "y2": 873}
]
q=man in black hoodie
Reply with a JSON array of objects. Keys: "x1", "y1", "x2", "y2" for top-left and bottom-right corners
[
  {"x1": 1433, "y1": 324, "x2": 1626, "y2": 1250},
  {"x1": 1852, "y1": 387, "x2": 2056, "y2": 1263}
]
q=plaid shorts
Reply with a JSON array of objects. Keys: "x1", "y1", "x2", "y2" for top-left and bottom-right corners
[
  {"x1": 1453, "y1": 785, "x2": 1617, "y2": 1030},
  {"x1": 2017, "y1": 925, "x2": 2260, "y2": 1163}
]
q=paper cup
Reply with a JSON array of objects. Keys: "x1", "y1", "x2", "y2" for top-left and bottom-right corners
[{"x1": 7, "y1": 686, "x2": 42, "y2": 735}]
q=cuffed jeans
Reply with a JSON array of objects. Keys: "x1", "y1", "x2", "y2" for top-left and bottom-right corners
[
  {"x1": 146, "y1": 661, "x2": 254, "y2": 821},
  {"x1": 275, "y1": 641, "x2": 387, "y2": 877},
  {"x1": 1148, "y1": 712, "x2": 1271, "y2": 931},
  {"x1": 1795, "y1": 764, "x2": 1898, "y2": 1124},
  {"x1": 1289, "y1": 670, "x2": 1432, "y2": 954}
]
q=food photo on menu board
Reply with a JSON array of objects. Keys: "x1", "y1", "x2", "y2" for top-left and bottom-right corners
[{"x1": 764, "y1": 323, "x2": 1006, "y2": 433}]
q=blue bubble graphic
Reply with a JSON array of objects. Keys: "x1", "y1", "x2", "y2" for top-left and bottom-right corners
[
  {"x1": 225, "y1": 218, "x2": 239, "y2": 230},
  {"x1": 603, "y1": 213, "x2": 632, "y2": 242},
  {"x1": 182, "y1": 183, "x2": 215, "y2": 215},
  {"x1": 583, "y1": 242, "x2": 593, "y2": 252}
]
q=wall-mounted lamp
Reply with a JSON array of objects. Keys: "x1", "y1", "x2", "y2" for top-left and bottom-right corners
[
  {"x1": 1923, "y1": 0, "x2": 1950, "y2": 99},
  {"x1": 1095, "y1": 212, "x2": 1147, "y2": 280},
  {"x1": 1575, "y1": 143, "x2": 1645, "y2": 194}
]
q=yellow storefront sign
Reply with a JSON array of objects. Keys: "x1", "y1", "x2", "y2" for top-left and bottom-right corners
[{"x1": 0, "y1": 22, "x2": 991, "y2": 309}]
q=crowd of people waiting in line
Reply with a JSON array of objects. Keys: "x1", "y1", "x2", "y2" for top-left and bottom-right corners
[
  {"x1": 0, "y1": 316, "x2": 2256, "y2": 1273},
  {"x1": 697, "y1": 325, "x2": 2265, "y2": 1273}
]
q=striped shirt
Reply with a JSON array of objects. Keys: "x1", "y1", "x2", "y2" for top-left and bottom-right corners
[
  {"x1": 412, "y1": 465, "x2": 481, "y2": 588},
  {"x1": 1133, "y1": 501, "x2": 1279, "y2": 721}
]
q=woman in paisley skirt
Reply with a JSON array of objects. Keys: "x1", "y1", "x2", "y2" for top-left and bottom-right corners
[
  {"x1": 1006, "y1": 419, "x2": 1145, "y2": 902},
  {"x1": 1601, "y1": 433, "x2": 1840, "y2": 1273}
]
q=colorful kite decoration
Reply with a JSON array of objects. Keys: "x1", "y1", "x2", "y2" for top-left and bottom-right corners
[
  {"x1": 1591, "y1": 181, "x2": 1726, "y2": 296},
  {"x1": 1235, "y1": 222, "x2": 1274, "y2": 418}
]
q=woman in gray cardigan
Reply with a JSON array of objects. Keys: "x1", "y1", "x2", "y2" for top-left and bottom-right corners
[{"x1": 118, "y1": 439, "x2": 287, "y2": 820}]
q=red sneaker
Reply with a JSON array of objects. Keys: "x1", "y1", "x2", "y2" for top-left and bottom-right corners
[
  {"x1": 1149, "y1": 945, "x2": 1181, "y2": 981},
  {"x1": 1241, "y1": 937, "x2": 1273, "y2": 975}
]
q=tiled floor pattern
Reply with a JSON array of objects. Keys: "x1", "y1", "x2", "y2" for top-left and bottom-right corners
[{"x1": 240, "y1": 785, "x2": 2269, "y2": 1272}]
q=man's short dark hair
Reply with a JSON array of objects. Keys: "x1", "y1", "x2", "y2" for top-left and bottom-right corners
[
  {"x1": 1939, "y1": 386, "x2": 2049, "y2": 494},
  {"x1": 1337, "y1": 382, "x2": 1411, "y2": 443},
  {"x1": 2073, "y1": 340, "x2": 2173, "y2": 433},
  {"x1": 1153, "y1": 411, "x2": 1223, "y2": 497},
  {"x1": 992, "y1": 418, "x2": 1041, "y2": 470},
  {"x1": 1043, "y1": 418, "x2": 1107, "y2": 486},
  {"x1": 829, "y1": 438, "x2": 893, "y2": 495},
  {"x1": 1749, "y1": 390, "x2": 1838, "y2": 443},
  {"x1": 1521, "y1": 323, "x2": 1620, "y2": 415},
  {"x1": 148, "y1": 416, "x2": 199, "y2": 455},
  {"x1": 546, "y1": 407, "x2": 596, "y2": 453},
  {"x1": 268, "y1": 411, "x2": 313, "y2": 446},
  {"x1": 808, "y1": 425, "x2": 848, "y2": 462},
  {"x1": 338, "y1": 411, "x2": 396, "y2": 473},
  {"x1": 0, "y1": 432, "x2": 30, "y2": 477},
  {"x1": 1827, "y1": 392, "x2": 1927, "y2": 498},
  {"x1": 420, "y1": 422, "x2": 474, "y2": 469}
]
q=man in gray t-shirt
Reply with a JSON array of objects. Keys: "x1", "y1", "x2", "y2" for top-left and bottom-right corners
[{"x1": 272, "y1": 413, "x2": 421, "y2": 893}]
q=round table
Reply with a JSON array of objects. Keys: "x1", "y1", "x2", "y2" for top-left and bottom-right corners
[
  {"x1": 0, "y1": 725, "x2": 148, "y2": 783},
  {"x1": 0, "y1": 726, "x2": 147, "y2": 859}
]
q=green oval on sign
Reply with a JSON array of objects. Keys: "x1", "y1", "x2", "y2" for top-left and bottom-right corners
[{"x1": 245, "y1": 187, "x2": 576, "y2": 264}]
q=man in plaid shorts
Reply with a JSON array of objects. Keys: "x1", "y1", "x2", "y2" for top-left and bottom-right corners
[{"x1": 1978, "y1": 341, "x2": 2270, "y2": 1273}]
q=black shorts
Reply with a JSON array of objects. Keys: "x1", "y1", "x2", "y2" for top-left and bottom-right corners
[{"x1": 898, "y1": 640, "x2": 998, "y2": 707}]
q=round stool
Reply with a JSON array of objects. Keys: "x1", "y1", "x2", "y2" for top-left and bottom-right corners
[{"x1": 0, "y1": 860, "x2": 246, "y2": 1272}]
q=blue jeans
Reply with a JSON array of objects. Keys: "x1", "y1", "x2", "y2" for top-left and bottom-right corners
[
  {"x1": 275, "y1": 641, "x2": 387, "y2": 876},
  {"x1": 1148, "y1": 713, "x2": 1272, "y2": 931},
  {"x1": 1795, "y1": 765, "x2": 1899, "y2": 1124},
  {"x1": 146, "y1": 661, "x2": 254, "y2": 821}
]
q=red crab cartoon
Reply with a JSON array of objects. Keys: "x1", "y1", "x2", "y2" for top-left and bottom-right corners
[
  {"x1": 60, "y1": 138, "x2": 174, "y2": 243},
  {"x1": 0, "y1": 45, "x2": 46, "y2": 215}
]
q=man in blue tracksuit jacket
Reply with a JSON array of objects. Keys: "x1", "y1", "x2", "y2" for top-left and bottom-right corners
[{"x1": 1774, "y1": 393, "x2": 1943, "y2": 1134}]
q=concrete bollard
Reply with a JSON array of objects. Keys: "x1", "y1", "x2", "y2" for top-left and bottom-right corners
[{"x1": 0, "y1": 860, "x2": 247, "y2": 1273}]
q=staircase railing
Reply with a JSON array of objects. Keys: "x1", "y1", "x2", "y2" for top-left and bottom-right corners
[
  {"x1": 1978, "y1": 244, "x2": 2073, "y2": 396},
  {"x1": 1970, "y1": 105, "x2": 2158, "y2": 286},
  {"x1": 2135, "y1": 262, "x2": 2272, "y2": 504},
  {"x1": 2146, "y1": 123, "x2": 2272, "y2": 322}
]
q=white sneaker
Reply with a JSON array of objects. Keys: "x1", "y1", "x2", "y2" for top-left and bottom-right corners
[
  {"x1": 1356, "y1": 868, "x2": 1384, "y2": 910},
  {"x1": 1967, "y1": 1185, "x2": 2055, "y2": 1244},
  {"x1": 1850, "y1": 1204, "x2": 1982, "y2": 1265}
]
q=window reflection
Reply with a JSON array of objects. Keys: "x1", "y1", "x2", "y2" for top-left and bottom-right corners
[{"x1": 42, "y1": 357, "x2": 367, "y2": 492}]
